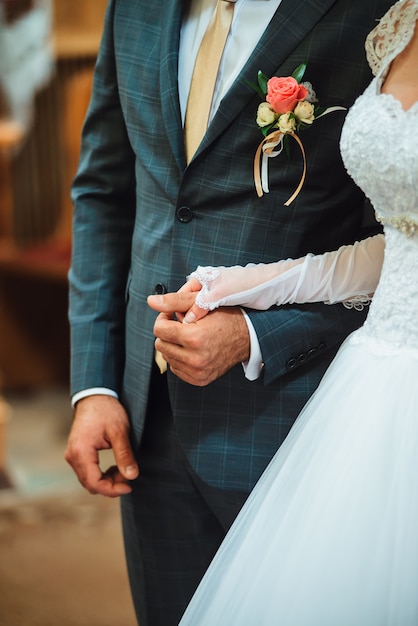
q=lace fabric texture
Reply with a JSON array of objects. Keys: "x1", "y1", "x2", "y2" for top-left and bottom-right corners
[
  {"x1": 340, "y1": 0, "x2": 418, "y2": 352},
  {"x1": 352, "y1": 228, "x2": 418, "y2": 353},
  {"x1": 365, "y1": 0, "x2": 418, "y2": 75}
]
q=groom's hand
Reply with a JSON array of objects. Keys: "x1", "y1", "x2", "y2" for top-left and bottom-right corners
[
  {"x1": 65, "y1": 395, "x2": 139, "y2": 497},
  {"x1": 147, "y1": 277, "x2": 207, "y2": 323},
  {"x1": 151, "y1": 306, "x2": 250, "y2": 386},
  {"x1": 147, "y1": 291, "x2": 198, "y2": 322}
]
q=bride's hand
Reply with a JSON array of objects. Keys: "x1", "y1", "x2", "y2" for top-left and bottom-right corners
[
  {"x1": 148, "y1": 262, "x2": 289, "y2": 322},
  {"x1": 148, "y1": 234, "x2": 386, "y2": 322}
]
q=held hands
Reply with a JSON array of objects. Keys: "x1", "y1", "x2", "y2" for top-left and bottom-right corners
[
  {"x1": 147, "y1": 274, "x2": 251, "y2": 385},
  {"x1": 150, "y1": 305, "x2": 250, "y2": 386},
  {"x1": 146, "y1": 261, "x2": 297, "y2": 385},
  {"x1": 147, "y1": 262, "x2": 291, "y2": 385},
  {"x1": 147, "y1": 259, "x2": 301, "y2": 324},
  {"x1": 64, "y1": 395, "x2": 139, "y2": 498},
  {"x1": 148, "y1": 235, "x2": 386, "y2": 328},
  {"x1": 147, "y1": 235, "x2": 385, "y2": 384}
]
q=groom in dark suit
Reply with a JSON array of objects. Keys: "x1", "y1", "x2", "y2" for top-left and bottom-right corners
[{"x1": 66, "y1": 1, "x2": 391, "y2": 624}]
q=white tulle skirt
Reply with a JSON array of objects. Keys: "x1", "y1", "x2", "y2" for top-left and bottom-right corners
[{"x1": 179, "y1": 332, "x2": 418, "y2": 625}]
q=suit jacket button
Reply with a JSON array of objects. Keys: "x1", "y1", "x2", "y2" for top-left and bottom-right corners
[
  {"x1": 176, "y1": 206, "x2": 193, "y2": 223},
  {"x1": 154, "y1": 283, "x2": 167, "y2": 295},
  {"x1": 286, "y1": 357, "x2": 297, "y2": 370}
]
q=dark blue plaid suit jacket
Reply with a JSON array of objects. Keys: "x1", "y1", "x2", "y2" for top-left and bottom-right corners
[{"x1": 69, "y1": 0, "x2": 392, "y2": 492}]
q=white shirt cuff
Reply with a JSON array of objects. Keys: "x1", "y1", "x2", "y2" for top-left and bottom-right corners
[
  {"x1": 240, "y1": 309, "x2": 264, "y2": 381},
  {"x1": 70, "y1": 315, "x2": 264, "y2": 406},
  {"x1": 71, "y1": 387, "x2": 118, "y2": 408}
]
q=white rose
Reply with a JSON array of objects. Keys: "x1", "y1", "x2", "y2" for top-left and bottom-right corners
[
  {"x1": 256, "y1": 102, "x2": 276, "y2": 127},
  {"x1": 277, "y1": 112, "x2": 296, "y2": 133},
  {"x1": 294, "y1": 101, "x2": 315, "y2": 124}
]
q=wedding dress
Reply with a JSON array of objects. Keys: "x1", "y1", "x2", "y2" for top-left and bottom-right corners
[{"x1": 179, "y1": 1, "x2": 418, "y2": 624}]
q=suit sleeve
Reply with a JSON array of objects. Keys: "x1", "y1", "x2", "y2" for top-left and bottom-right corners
[
  {"x1": 247, "y1": 298, "x2": 368, "y2": 384},
  {"x1": 69, "y1": 0, "x2": 136, "y2": 396}
]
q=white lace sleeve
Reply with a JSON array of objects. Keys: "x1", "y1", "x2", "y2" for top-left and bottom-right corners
[
  {"x1": 188, "y1": 235, "x2": 385, "y2": 313},
  {"x1": 365, "y1": 0, "x2": 418, "y2": 76}
]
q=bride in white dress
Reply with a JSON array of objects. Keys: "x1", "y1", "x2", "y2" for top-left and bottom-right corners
[{"x1": 150, "y1": 1, "x2": 418, "y2": 623}]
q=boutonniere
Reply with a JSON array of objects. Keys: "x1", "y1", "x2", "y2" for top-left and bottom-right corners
[{"x1": 249, "y1": 64, "x2": 345, "y2": 204}]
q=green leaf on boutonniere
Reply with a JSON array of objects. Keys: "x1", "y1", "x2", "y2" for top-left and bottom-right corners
[
  {"x1": 257, "y1": 70, "x2": 269, "y2": 97},
  {"x1": 244, "y1": 78, "x2": 265, "y2": 99},
  {"x1": 292, "y1": 63, "x2": 307, "y2": 84}
]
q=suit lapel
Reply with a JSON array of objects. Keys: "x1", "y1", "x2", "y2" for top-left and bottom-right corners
[
  {"x1": 159, "y1": 0, "x2": 187, "y2": 172},
  {"x1": 197, "y1": 0, "x2": 338, "y2": 158}
]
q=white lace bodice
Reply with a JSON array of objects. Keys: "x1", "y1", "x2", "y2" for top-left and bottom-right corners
[{"x1": 340, "y1": 0, "x2": 418, "y2": 350}]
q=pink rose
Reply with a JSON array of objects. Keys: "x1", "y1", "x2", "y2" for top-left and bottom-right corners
[{"x1": 266, "y1": 76, "x2": 308, "y2": 115}]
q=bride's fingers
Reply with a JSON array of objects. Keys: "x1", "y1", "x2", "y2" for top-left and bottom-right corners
[
  {"x1": 147, "y1": 292, "x2": 210, "y2": 323},
  {"x1": 182, "y1": 302, "x2": 209, "y2": 323},
  {"x1": 176, "y1": 279, "x2": 211, "y2": 323},
  {"x1": 148, "y1": 278, "x2": 211, "y2": 322}
]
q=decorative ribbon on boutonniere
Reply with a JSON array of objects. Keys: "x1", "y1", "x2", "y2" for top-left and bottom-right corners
[
  {"x1": 248, "y1": 64, "x2": 346, "y2": 203},
  {"x1": 254, "y1": 130, "x2": 306, "y2": 205}
]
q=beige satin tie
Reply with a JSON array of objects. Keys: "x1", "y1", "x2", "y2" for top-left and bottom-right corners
[{"x1": 184, "y1": 0, "x2": 237, "y2": 163}]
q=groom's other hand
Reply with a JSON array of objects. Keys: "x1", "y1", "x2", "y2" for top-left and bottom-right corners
[{"x1": 149, "y1": 304, "x2": 250, "y2": 386}]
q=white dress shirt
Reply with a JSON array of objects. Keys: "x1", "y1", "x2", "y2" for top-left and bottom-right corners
[
  {"x1": 72, "y1": 0, "x2": 282, "y2": 405},
  {"x1": 179, "y1": 0, "x2": 281, "y2": 124}
]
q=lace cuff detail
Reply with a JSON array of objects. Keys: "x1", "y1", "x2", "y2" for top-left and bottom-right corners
[
  {"x1": 341, "y1": 295, "x2": 373, "y2": 311},
  {"x1": 188, "y1": 266, "x2": 222, "y2": 311}
]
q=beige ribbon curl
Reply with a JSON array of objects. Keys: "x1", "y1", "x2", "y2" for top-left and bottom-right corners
[{"x1": 254, "y1": 130, "x2": 307, "y2": 205}]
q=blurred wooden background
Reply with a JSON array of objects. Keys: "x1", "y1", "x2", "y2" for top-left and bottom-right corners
[
  {"x1": 0, "y1": 16, "x2": 138, "y2": 625},
  {"x1": 0, "y1": 0, "x2": 107, "y2": 390}
]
